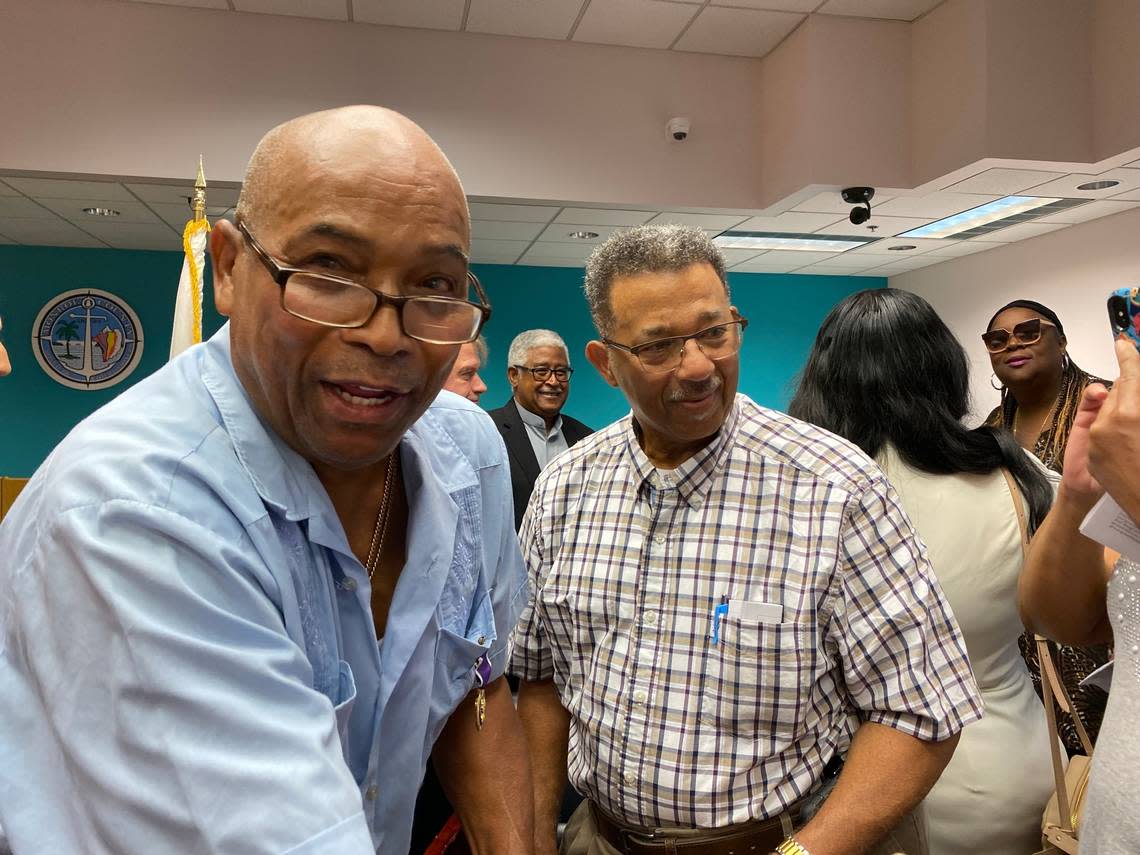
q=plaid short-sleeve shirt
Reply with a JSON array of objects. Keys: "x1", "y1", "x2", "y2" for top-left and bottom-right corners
[{"x1": 509, "y1": 394, "x2": 982, "y2": 828}]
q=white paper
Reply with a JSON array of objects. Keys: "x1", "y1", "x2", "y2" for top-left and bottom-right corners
[
  {"x1": 732, "y1": 600, "x2": 783, "y2": 623},
  {"x1": 1079, "y1": 661, "x2": 1114, "y2": 693},
  {"x1": 1079, "y1": 492, "x2": 1140, "y2": 562}
]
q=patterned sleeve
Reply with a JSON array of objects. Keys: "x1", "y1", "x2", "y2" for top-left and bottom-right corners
[
  {"x1": 830, "y1": 472, "x2": 984, "y2": 741},
  {"x1": 507, "y1": 481, "x2": 555, "y2": 682}
]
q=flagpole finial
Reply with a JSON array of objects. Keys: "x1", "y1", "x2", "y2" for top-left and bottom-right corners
[{"x1": 192, "y1": 157, "x2": 207, "y2": 223}]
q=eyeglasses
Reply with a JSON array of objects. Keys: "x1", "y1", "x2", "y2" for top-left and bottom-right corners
[
  {"x1": 513, "y1": 365, "x2": 573, "y2": 382},
  {"x1": 237, "y1": 221, "x2": 491, "y2": 345},
  {"x1": 981, "y1": 317, "x2": 1057, "y2": 353},
  {"x1": 604, "y1": 318, "x2": 748, "y2": 374}
]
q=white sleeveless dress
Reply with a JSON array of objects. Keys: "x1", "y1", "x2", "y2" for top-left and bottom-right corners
[{"x1": 877, "y1": 446, "x2": 1057, "y2": 855}]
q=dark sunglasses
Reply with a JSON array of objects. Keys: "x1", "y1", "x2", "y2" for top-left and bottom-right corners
[{"x1": 981, "y1": 317, "x2": 1057, "y2": 353}]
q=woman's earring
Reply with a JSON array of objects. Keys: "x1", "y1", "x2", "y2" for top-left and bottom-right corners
[
  {"x1": 1062, "y1": 352, "x2": 1071, "y2": 372},
  {"x1": 990, "y1": 373, "x2": 1004, "y2": 391}
]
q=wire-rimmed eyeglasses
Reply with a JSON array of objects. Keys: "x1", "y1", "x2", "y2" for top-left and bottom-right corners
[
  {"x1": 603, "y1": 318, "x2": 748, "y2": 374},
  {"x1": 237, "y1": 221, "x2": 491, "y2": 345}
]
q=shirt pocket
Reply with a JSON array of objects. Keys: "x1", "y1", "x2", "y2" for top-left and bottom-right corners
[
  {"x1": 332, "y1": 659, "x2": 357, "y2": 756},
  {"x1": 706, "y1": 617, "x2": 811, "y2": 749}
]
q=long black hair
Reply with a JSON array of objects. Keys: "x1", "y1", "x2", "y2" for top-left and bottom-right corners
[{"x1": 789, "y1": 289, "x2": 1052, "y2": 532}]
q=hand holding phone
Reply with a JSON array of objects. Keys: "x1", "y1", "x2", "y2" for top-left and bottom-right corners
[{"x1": 1107, "y1": 286, "x2": 1140, "y2": 349}]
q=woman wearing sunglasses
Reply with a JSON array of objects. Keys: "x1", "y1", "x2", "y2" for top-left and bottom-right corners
[{"x1": 982, "y1": 299, "x2": 1111, "y2": 760}]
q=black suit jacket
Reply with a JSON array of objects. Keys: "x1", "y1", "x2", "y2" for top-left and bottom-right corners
[{"x1": 489, "y1": 400, "x2": 593, "y2": 531}]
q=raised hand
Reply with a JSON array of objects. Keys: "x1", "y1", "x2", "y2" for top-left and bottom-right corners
[{"x1": 1087, "y1": 338, "x2": 1140, "y2": 522}]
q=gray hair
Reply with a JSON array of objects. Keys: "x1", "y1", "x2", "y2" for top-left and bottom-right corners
[
  {"x1": 507, "y1": 329, "x2": 569, "y2": 367},
  {"x1": 583, "y1": 224, "x2": 729, "y2": 335},
  {"x1": 473, "y1": 334, "x2": 489, "y2": 366}
]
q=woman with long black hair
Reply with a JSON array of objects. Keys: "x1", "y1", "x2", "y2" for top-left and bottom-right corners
[{"x1": 790, "y1": 289, "x2": 1056, "y2": 855}]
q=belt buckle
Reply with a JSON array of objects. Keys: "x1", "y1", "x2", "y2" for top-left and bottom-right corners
[{"x1": 623, "y1": 827, "x2": 670, "y2": 853}]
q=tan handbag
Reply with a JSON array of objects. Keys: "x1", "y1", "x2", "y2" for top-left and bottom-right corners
[{"x1": 1001, "y1": 471, "x2": 1095, "y2": 855}]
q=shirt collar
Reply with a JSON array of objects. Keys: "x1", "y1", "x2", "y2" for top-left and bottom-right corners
[
  {"x1": 200, "y1": 325, "x2": 330, "y2": 523},
  {"x1": 624, "y1": 395, "x2": 742, "y2": 509},
  {"x1": 515, "y1": 398, "x2": 563, "y2": 436}
]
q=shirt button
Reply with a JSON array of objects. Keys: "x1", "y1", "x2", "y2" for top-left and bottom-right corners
[
  {"x1": 623, "y1": 771, "x2": 636, "y2": 785},
  {"x1": 365, "y1": 785, "x2": 379, "y2": 801},
  {"x1": 644, "y1": 611, "x2": 657, "y2": 626},
  {"x1": 653, "y1": 534, "x2": 666, "y2": 544},
  {"x1": 633, "y1": 690, "x2": 647, "y2": 704},
  {"x1": 341, "y1": 578, "x2": 358, "y2": 592},
  {"x1": 692, "y1": 498, "x2": 703, "y2": 510}
]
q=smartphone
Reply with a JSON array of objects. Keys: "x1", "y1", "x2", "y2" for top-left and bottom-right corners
[{"x1": 1107, "y1": 286, "x2": 1140, "y2": 349}]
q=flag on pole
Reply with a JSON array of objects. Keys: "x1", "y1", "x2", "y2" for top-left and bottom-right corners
[{"x1": 169, "y1": 157, "x2": 210, "y2": 359}]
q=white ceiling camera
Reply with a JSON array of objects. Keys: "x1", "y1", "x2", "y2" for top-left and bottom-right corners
[{"x1": 667, "y1": 117, "x2": 690, "y2": 141}]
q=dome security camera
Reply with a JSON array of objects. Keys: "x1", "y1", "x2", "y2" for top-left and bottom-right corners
[
  {"x1": 667, "y1": 117, "x2": 691, "y2": 141},
  {"x1": 842, "y1": 186, "x2": 875, "y2": 226}
]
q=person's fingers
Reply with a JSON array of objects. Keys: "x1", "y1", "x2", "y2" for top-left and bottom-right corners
[
  {"x1": 1073, "y1": 383, "x2": 1110, "y2": 429},
  {"x1": 1114, "y1": 337, "x2": 1140, "y2": 381}
]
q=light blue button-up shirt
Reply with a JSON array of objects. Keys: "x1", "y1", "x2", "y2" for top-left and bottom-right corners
[{"x1": 0, "y1": 325, "x2": 527, "y2": 855}]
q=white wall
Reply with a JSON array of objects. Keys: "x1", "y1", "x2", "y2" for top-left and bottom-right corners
[{"x1": 893, "y1": 206, "x2": 1140, "y2": 422}]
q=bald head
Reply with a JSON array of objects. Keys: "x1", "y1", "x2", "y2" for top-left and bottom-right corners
[{"x1": 235, "y1": 106, "x2": 468, "y2": 236}]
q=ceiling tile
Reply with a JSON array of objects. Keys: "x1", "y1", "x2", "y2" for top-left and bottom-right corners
[
  {"x1": 573, "y1": 0, "x2": 699, "y2": 50},
  {"x1": 39, "y1": 198, "x2": 163, "y2": 226},
  {"x1": 521, "y1": 242, "x2": 595, "y2": 261},
  {"x1": 553, "y1": 208, "x2": 656, "y2": 226},
  {"x1": 466, "y1": 0, "x2": 584, "y2": 39},
  {"x1": 749, "y1": 250, "x2": 838, "y2": 266},
  {"x1": 984, "y1": 221, "x2": 1067, "y2": 242},
  {"x1": 874, "y1": 192, "x2": 1000, "y2": 219},
  {"x1": 231, "y1": 0, "x2": 348, "y2": 19},
  {"x1": 468, "y1": 202, "x2": 560, "y2": 223},
  {"x1": 126, "y1": 182, "x2": 241, "y2": 207},
  {"x1": 793, "y1": 189, "x2": 896, "y2": 214},
  {"x1": 856, "y1": 237, "x2": 945, "y2": 254},
  {"x1": 814, "y1": 215, "x2": 929, "y2": 237},
  {"x1": 0, "y1": 180, "x2": 18, "y2": 197},
  {"x1": 0, "y1": 218, "x2": 106, "y2": 247},
  {"x1": 78, "y1": 221, "x2": 181, "y2": 249},
  {"x1": 469, "y1": 238, "x2": 530, "y2": 259},
  {"x1": 129, "y1": 0, "x2": 230, "y2": 7},
  {"x1": 718, "y1": 249, "x2": 766, "y2": 265},
  {"x1": 947, "y1": 168, "x2": 1069, "y2": 196},
  {"x1": 645, "y1": 212, "x2": 748, "y2": 230},
  {"x1": 0, "y1": 234, "x2": 17, "y2": 245},
  {"x1": 711, "y1": 0, "x2": 819, "y2": 10},
  {"x1": 816, "y1": 0, "x2": 942, "y2": 21},
  {"x1": 537, "y1": 222, "x2": 627, "y2": 243},
  {"x1": 1022, "y1": 167, "x2": 1140, "y2": 199},
  {"x1": 729, "y1": 260, "x2": 797, "y2": 273},
  {"x1": 1111, "y1": 187, "x2": 1140, "y2": 202},
  {"x1": 470, "y1": 255, "x2": 524, "y2": 266},
  {"x1": 3, "y1": 177, "x2": 136, "y2": 201},
  {"x1": 354, "y1": 0, "x2": 464, "y2": 30},
  {"x1": 0, "y1": 197, "x2": 56, "y2": 219},
  {"x1": 519, "y1": 257, "x2": 588, "y2": 267},
  {"x1": 732, "y1": 212, "x2": 845, "y2": 232},
  {"x1": 470, "y1": 220, "x2": 545, "y2": 240},
  {"x1": 674, "y1": 7, "x2": 803, "y2": 58},
  {"x1": 925, "y1": 240, "x2": 998, "y2": 258},
  {"x1": 1035, "y1": 199, "x2": 1140, "y2": 225}
]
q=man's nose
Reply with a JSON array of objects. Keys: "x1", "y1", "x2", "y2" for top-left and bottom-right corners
[{"x1": 674, "y1": 339, "x2": 715, "y2": 380}]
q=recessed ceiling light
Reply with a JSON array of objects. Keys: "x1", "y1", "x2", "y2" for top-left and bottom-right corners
[
  {"x1": 899, "y1": 196, "x2": 1088, "y2": 240},
  {"x1": 1077, "y1": 180, "x2": 1120, "y2": 191},
  {"x1": 82, "y1": 207, "x2": 120, "y2": 217},
  {"x1": 713, "y1": 231, "x2": 876, "y2": 253},
  {"x1": 568, "y1": 230, "x2": 599, "y2": 240},
  {"x1": 887, "y1": 245, "x2": 917, "y2": 251}
]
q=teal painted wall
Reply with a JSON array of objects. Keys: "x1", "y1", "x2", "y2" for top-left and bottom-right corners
[{"x1": 0, "y1": 245, "x2": 883, "y2": 477}]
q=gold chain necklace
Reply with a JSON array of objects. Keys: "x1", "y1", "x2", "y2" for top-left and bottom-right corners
[{"x1": 364, "y1": 453, "x2": 399, "y2": 580}]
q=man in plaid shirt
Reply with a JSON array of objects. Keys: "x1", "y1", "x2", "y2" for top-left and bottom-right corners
[{"x1": 509, "y1": 225, "x2": 983, "y2": 855}]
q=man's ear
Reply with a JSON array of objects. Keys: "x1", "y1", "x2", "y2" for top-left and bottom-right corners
[
  {"x1": 210, "y1": 219, "x2": 242, "y2": 318},
  {"x1": 585, "y1": 340, "x2": 619, "y2": 388},
  {"x1": 507, "y1": 364, "x2": 520, "y2": 391}
]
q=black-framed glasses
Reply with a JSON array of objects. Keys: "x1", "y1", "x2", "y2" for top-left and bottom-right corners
[
  {"x1": 237, "y1": 221, "x2": 491, "y2": 345},
  {"x1": 604, "y1": 318, "x2": 748, "y2": 374},
  {"x1": 512, "y1": 365, "x2": 573, "y2": 382},
  {"x1": 981, "y1": 317, "x2": 1056, "y2": 353}
]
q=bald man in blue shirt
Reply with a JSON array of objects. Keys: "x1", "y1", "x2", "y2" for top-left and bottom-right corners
[{"x1": 0, "y1": 107, "x2": 533, "y2": 855}]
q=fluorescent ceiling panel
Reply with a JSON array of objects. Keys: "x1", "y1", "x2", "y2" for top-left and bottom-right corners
[
  {"x1": 714, "y1": 231, "x2": 875, "y2": 252},
  {"x1": 898, "y1": 196, "x2": 1086, "y2": 240}
]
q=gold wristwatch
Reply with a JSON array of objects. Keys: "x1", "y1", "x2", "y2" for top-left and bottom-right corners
[{"x1": 774, "y1": 838, "x2": 812, "y2": 855}]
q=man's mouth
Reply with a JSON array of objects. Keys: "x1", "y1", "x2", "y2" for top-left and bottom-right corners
[{"x1": 323, "y1": 381, "x2": 408, "y2": 408}]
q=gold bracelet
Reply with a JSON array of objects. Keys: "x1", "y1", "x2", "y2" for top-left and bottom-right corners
[{"x1": 774, "y1": 838, "x2": 812, "y2": 855}]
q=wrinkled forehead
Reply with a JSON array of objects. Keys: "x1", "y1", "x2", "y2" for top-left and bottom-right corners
[{"x1": 525, "y1": 345, "x2": 570, "y2": 366}]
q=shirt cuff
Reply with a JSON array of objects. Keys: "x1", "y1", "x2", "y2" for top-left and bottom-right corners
[{"x1": 281, "y1": 811, "x2": 373, "y2": 855}]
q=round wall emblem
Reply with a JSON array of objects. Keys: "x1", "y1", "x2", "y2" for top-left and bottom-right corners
[{"x1": 33, "y1": 288, "x2": 144, "y2": 390}]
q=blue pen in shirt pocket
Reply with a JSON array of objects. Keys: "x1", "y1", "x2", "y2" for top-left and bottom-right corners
[{"x1": 710, "y1": 595, "x2": 729, "y2": 645}]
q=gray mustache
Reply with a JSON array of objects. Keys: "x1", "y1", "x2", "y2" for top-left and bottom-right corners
[{"x1": 666, "y1": 377, "x2": 722, "y2": 403}]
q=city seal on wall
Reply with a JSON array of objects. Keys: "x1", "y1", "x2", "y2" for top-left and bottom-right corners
[{"x1": 33, "y1": 288, "x2": 144, "y2": 390}]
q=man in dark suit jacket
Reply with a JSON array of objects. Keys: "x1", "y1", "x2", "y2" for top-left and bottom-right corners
[{"x1": 489, "y1": 329, "x2": 592, "y2": 530}]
